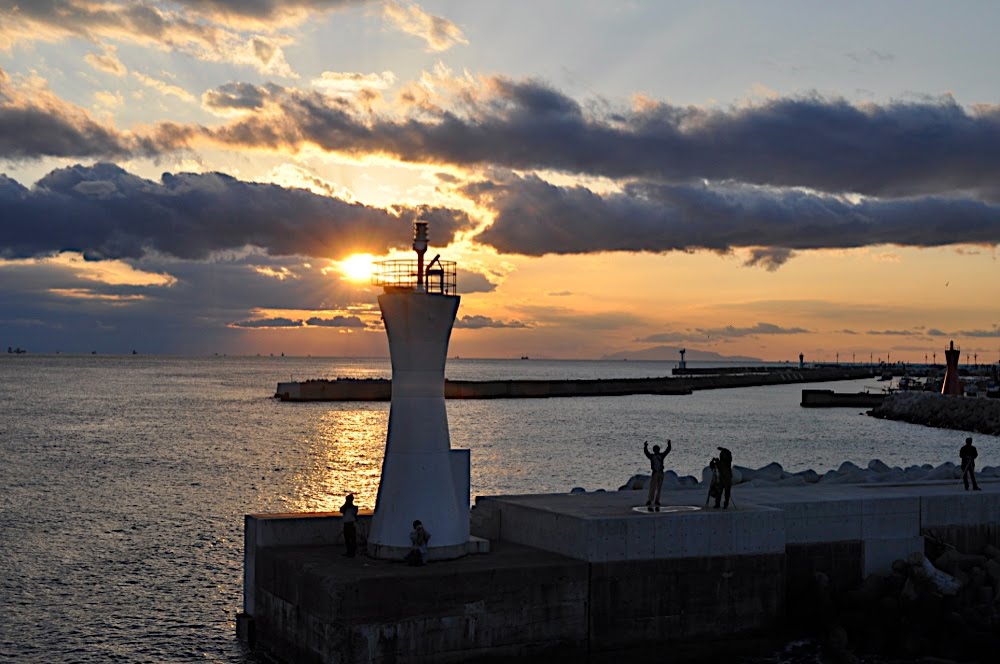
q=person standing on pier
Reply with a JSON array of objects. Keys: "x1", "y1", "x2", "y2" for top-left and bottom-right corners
[
  {"x1": 644, "y1": 440, "x2": 672, "y2": 510},
  {"x1": 960, "y1": 437, "x2": 982, "y2": 491},
  {"x1": 715, "y1": 447, "x2": 734, "y2": 508},
  {"x1": 340, "y1": 494, "x2": 359, "y2": 557}
]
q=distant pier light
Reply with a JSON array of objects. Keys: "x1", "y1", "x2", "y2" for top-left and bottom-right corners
[
  {"x1": 799, "y1": 353, "x2": 804, "y2": 369},
  {"x1": 941, "y1": 340, "x2": 963, "y2": 396},
  {"x1": 678, "y1": 348, "x2": 686, "y2": 370}
]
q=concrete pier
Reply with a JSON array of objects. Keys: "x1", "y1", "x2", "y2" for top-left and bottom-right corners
[{"x1": 241, "y1": 481, "x2": 1000, "y2": 663}]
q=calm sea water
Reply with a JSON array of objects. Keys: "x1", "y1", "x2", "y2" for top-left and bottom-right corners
[{"x1": 1, "y1": 355, "x2": 994, "y2": 662}]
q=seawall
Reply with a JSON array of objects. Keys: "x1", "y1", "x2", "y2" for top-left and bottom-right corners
[
  {"x1": 240, "y1": 481, "x2": 1000, "y2": 663},
  {"x1": 868, "y1": 391, "x2": 1000, "y2": 436},
  {"x1": 276, "y1": 367, "x2": 871, "y2": 401}
]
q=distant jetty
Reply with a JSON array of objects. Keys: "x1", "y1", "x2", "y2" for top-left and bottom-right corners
[
  {"x1": 275, "y1": 366, "x2": 871, "y2": 401},
  {"x1": 868, "y1": 391, "x2": 1000, "y2": 436},
  {"x1": 800, "y1": 388, "x2": 886, "y2": 408}
]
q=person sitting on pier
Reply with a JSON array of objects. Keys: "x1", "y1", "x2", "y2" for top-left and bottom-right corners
[
  {"x1": 643, "y1": 440, "x2": 672, "y2": 510},
  {"x1": 407, "y1": 520, "x2": 431, "y2": 566},
  {"x1": 340, "y1": 494, "x2": 359, "y2": 557},
  {"x1": 715, "y1": 447, "x2": 733, "y2": 509},
  {"x1": 960, "y1": 437, "x2": 981, "y2": 491}
]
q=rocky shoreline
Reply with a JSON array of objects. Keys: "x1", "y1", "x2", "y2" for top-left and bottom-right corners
[{"x1": 868, "y1": 392, "x2": 1000, "y2": 437}]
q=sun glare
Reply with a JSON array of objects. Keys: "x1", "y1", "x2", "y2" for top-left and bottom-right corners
[{"x1": 338, "y1": 254, "x2": 376, "y2": 282}]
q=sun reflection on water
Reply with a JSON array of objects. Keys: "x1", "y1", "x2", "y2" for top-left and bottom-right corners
[{"x1": 286, "y1": 406, "x2": 388, "y2": 512}]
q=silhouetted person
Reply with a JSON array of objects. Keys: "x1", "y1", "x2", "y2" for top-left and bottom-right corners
[
  {"x1": 408, "y1": 520, "x2": 431, "y2": 566},
  {"x1": 644, "y1": 440, "x2": 672, "y2": 510},
  {"x1": 961, "y1": 437, "x2": 981, "y2": 491},
  {"x1": 340, "y1": 494, "x2": 359, "y2": 557},
  {"x1": 715, "y1": 446, "x2": 733, "y2": 508},
  {"x1": 706, "y1": 458, "x2": 723, "y2": 506}
]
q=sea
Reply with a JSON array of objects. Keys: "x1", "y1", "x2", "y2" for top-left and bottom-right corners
[{"x1": 1, "y1": 355, "x2": 994, "y2": 662}]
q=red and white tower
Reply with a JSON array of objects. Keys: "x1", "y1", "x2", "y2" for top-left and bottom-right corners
[{"x1": 941, "y1": 340, "x2": 963, "y2": 396}]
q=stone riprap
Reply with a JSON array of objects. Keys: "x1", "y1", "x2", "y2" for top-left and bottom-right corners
[
  {"x1": 868, "y1": 391, "x2": 1000, "y2": 436},
  {"x1": 614, "y1": 457, "x2": 1000, "y2": 494}
]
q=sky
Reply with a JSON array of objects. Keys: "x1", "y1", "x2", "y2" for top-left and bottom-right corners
[{"x1": 2, "y1": 0, "x2": 1000, "y2": 362}]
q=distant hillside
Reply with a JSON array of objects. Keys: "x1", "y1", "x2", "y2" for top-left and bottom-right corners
[{"x1": 602, "y1": 345, "x2": 762, "y2": 362}]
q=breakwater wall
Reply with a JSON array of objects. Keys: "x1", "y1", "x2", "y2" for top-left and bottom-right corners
[
  {"x1": 276, "y1": 367, "x2": 871, "y2": 401},
  {"x1": 800, "y1": 388, "x2": 886, "y2": 408},
  {"x1": 868, "y1": 391, "x2": 1000, "y2": 436}
]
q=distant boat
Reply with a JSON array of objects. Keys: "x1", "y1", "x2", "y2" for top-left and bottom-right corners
[
  {"x1": 878, "y1": 373, "x2": 892, "y2": 381},
  {"x1": 520, "y1": 355, "x2": 529, "y2": 360}
]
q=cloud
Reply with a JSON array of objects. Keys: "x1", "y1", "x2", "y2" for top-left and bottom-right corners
[
  {"x1": 456, "y1": 269, "x2": 497, "y2": 294},
  {"x1": 230, "y1": 317, "x2": 304, "y2": 328},
  {"x1": 0, "y1": 0, "x2": 297, "y2": 75},
  {"x1": 0, "y1": 69, "x2": 152, "y2": 159},
  {"x1": 133, "y1": 72, "x2": 196, "y2": 102},
  {"x1": 468, "y1": 174, "x2": 1000, "y2": 265},
  {"x1": 0, "y1": 163, "x2": 473, "y2": 261},
  {"x1": 866, "y1": 329, "x2": 924, "y2": 336},
  {"x1": 454, "y1": 315, "x2": 530, "y2": 329},
  {"x1": 305, "y1": 315, "x2": 366, "y2": 328},
  {"x1": 85, "y1": 46, "x2": 128, "y2": 76},
  {"x1": 637, "y1": 325, "x2": 809, "y2": 344},
  {"x1": 176, "y1": 77, "x2": 1000, "y2": 198},
  {"x1": 548, "y1": 290, "x2": 573, "y2": 296},
  {"x1": 382, "y1": 1, "x2": 468, "y2": 52},
  {"x1": 311, "y1": 70, "x2": 397, "y2": 94},
  {"x1": 169, "y1": 0, "x2": 365, "y2": 27},
  {"x1": 846, "y1": 48, "x2": 895, "y2": 65},
  {"x1": 926, "y1": 325, "x2": 1000, "y2": 338}
]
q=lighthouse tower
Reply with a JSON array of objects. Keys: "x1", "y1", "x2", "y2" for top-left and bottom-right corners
[
  {"x1": 941, "y1": 340, "x2": 963, "y2": 396},
  {"x1": 367, "y1": 221, "x2": 472, "y2": 560}
]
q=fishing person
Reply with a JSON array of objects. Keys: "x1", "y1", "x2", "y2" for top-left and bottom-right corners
[
  {"x1": 714, "y1": 446, "x2": 734, "y2": 509},
  {"x1": 643, "y1": 439, "x2": 672, "y2": 510},
  {"x1": 706, "y1": 457, "x2": 722, "y2": 507},
  {"x1": 960, "y1": 437, "x2": 981, "y2": 491}
]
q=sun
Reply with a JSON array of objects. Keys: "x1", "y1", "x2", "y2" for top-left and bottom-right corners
[{"x1": 337, "y1": 253, "x2": 376, "y2": 282}]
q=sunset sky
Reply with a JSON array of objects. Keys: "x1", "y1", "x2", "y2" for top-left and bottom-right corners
[{"x1": 2, "y1": 0, "x2": 1000, "y2": 362}]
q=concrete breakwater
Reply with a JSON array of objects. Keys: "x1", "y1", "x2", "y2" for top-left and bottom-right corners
[
  {"x1": 241, "y1": 477, "x2": 1000, "y2": 663},
  {"x1": 868, "y1": 391, "x2": 1000, "y2": 437},
  {"x1": 614, "y1": 457, "x2": 1000, "y2": 495},
  {"x1": 275, "y1": 366, "x2": 870, "y2": 401},
  {"x1": 800, "y1": 388, "x2": 886, "y2": 408}
]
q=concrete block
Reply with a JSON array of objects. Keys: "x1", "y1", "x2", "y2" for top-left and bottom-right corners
[
  {"x1": 921, "y1": 492, "x2": 1000, "y2": 528},
  {"x1": 624, "y1": 515, "x2": 656, "y2": 560},
  {"x1": 587, "y1": 518, "x2": 628, "y2": 561},
  {"x1": 863, "y1": 536, "x2": 925, "y2": 577},
  {"x1": 860, "y1": 496, "x2": 920, "y2": 539}
]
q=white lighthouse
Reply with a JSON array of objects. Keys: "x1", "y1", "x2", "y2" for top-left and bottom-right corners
[{"x1": 366, "y1": 221, "x2": 474, "y2": 560}]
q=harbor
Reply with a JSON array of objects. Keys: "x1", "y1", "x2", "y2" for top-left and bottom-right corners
[{"x1": 242, "y1": 222, "x2": 1000, "y2": 663}]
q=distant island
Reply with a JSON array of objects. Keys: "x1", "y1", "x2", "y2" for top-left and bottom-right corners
[{"x1": 602, "y1": 345, "x2": 763, "y2": 362}]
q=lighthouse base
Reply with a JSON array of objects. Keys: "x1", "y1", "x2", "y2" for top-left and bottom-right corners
[{"x1": 367, "y1": 536, "x2": 490, "y2": 562}]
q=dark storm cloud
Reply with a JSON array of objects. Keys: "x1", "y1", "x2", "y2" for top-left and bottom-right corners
[
  {"x1": 468, "y1": 174, "x2": 1000, "y2": 263},
  {"x1": 178, "y1": 79, "x2": 1000, "y2": 197},
  {"x1": 0, "y1": 163, "x2": 472, "y2": 261},
  {"x1": 305, "y1": 315, "x2": 366, "y2": 327},
  {"x1": 453, "y1": 315, "x2": 530, "y2": 329}
]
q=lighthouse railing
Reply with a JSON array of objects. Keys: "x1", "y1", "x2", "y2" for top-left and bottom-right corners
[{"x1": 372, "y1": 259, "x2": 457, "y2": 295}]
